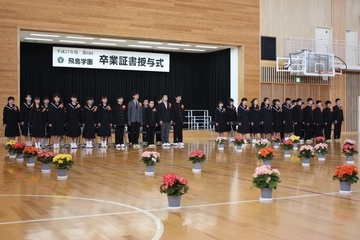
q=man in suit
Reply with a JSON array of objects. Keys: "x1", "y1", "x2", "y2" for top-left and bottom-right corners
[
  {"x1": 158, "y1": 94, "x2": 173, "y2": 147},
  {"x1": 333, "y1": 98, "x2": 344, "y2": 141},
  {"x1": 127, "y1": 91, "x2": 142, "y2": 146}
]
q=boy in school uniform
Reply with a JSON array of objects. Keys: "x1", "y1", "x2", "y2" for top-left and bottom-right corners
[
  {"x1": 20, "y1": 94, "x2": 33, "y2": 146},
  {"x1": 293, "y1": 98, "x2": 303, "y2": 138},
  {"x1": 142, "y1": 99, "x2": 149, "y2": 145},
  {"x1": 127, "y1": 91, "x2": 142, "y2": 147},
  {"x1": 323, "y1": 100, "x2": 332, "y2": 141},
  {"x1": 158, "y1": 94, "x2": 173, "y2": 147},
  {"x1": 144, "y1": 100, "x2": 158, "y2": 147},
  {"x1": 155, "y1": 97, "x2": 162, "y2": 144},
  {"x1": 332, "y1": 98, "x2": 344, "y2": 141},
  {"x1": 313, "y1": 100, "x2": 323, "y2": 137},
  {"x1": 172, "y1": 93, "x2": 185, "y2": 147},
  {"x1": 303, "y1": 98, "x2": 314, "y2": 142},
  {"x1": 3, "y1": 96, "x2": 20, "y2": 141},
  {"x1": 112, "y1": 95, "x2": 127, "y2": 148}
]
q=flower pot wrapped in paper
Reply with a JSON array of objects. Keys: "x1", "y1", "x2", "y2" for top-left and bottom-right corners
[
  {"x1": 23, "y1": 146, "x2": 39, "y2": 167},
  {"x1": 314, "y1": 136, "x2": 325, "y2": 144},
  {"x1": 189, "y1": 150, "x2": 206, "y2": 172},
  {"x1": 257, "y1": 147, "x2": 274, "y2": 165},
  {"x1": 255, "y1": 139, "x2": 270, "y2": 149},
  {"x1": 52, "y1": 154, "x2": 74, "y2": 180},
  {"x1": 233, "y1": 137, "x2": 245, "y2": 151},
  {"x1": 298, "y1": 145, "x2": 315, "y2": 166},
  {"x1": 333, "y1": 165, "x2": 359, "y2": 194},
  {"x1": 37, "y1": 151, "x2": 54, "y2": 172},
  {"x1": 5, "y1": 140, "x2": 17, "y2": 157},
  {"x1": 282, "y1": 140, "x2": 293, "y2": 157},
  {"x1": 141, "y1": 151, "x2": 160, "y2": 176},
  {"x1": 160, "y1": 173, "x2": 189, "y2": 209},
  {"x1": 215, "y1": 137, "x2": 227, "y2": 150},
  {"x1": 252, "y1": 165, "x2": 281, "y2": 201},
  {"x1": 271, "y1": 136, "x2": 281, "y2": 148},
  {"x1": 13, "y1": 142, "x2": 26, "y2": 160},
  {"x1": 314, "y1": 143, "x2": 328, "y2": 161},
  {"x1": 342, "y1": 142, "x2": 358, "y2": 164}
]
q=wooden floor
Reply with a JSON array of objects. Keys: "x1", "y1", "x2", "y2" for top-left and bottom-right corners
[{"x1": 0, "y1": 130, "x2": 359, "y2": 240}]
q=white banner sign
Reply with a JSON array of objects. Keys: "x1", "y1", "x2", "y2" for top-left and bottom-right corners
[{"x1": 53, "y1": 47, "x2": 169, "y2": 72}]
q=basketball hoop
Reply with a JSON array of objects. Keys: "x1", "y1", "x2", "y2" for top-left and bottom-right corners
[
  {"x1": 321, "y1": 75, "x2": 328, "y2": 81},
  {"x1": 319, "y1": 70, "x2": 330, "y2": 81}
]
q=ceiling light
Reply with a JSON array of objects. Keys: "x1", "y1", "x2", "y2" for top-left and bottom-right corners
[
  {"x1": 183, "y1": 48, "x2": 206, "y2": 52},
  {"x1": 66, "y1": 36, "x2": 94, "y2": 40},
  {"x1": 92, "y1": 42, "x2": 117, "y2": 46},
  {"x1": 25, "y1": 38, "x2": 53, "y2": 41},
  {"x1": 195, "y1": 45, "x2": 218, "y2": 49},
  {"x1": 100, "y1": 38, "x2": 127, "y2": 42},
  {"x1": 59, "y1": 40, "x2": 86, "y2": 43},
  {"x1": 30, "y1": 33, "x2": 60, "y2": 38},
  {"x1": 128, "y1": 45, "x2": 152, "y2": 48},
  {"x1": 167, "y1": 43, "x2": 191, "y2": 47},
  {"x1": 138, "y1": 41, "x2": 163, "y2": 45},
  {"x1": 156, "y1": 47, "x2": 179, "y2": 50}
]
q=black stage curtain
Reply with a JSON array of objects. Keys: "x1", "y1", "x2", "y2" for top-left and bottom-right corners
[{"x1": 20, "y1": 42, "x2": 230, "y2": 118}]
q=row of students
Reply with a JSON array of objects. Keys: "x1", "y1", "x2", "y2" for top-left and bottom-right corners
[{"x1": 214, "y1": 97, "x2": 343, "y2": 142}]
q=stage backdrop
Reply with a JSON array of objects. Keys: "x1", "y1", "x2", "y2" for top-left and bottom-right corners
[{"x1": 20, "y1": 43, "x2": 230, "y2": 118}]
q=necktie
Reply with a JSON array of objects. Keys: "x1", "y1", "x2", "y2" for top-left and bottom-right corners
[{"x1": 135, "y1": 102, "x2": 138, "y2": 110}]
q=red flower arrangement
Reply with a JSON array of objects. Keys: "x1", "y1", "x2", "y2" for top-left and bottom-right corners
[
  {"x1": 188, "y1": 150, "x2": 206, "y2": 163},
  {"x1": 314, "y1": 136, "x2": 325, "y2": 144},
  {"x1": 23, "y1": 146, "x2": 39, "y2": 158},
  {"x1": 159, "y1": 173, "x2": 189, "y2": 196},
  {"x1": 13, "y1": 142, "x2": 26, "y2": 154},
  {"x1": 333, "y1": 165, "x2": 359, "y2": 184},
  {"x1": 233, "y1": 137, "x2": 245, "y2": 146},
  {"x1": 342, "y1": 144, "x2": 358, "y2": 156},
  {"x1": 37, "y1": 151, "x2": 55, "y2": 164},
  {"x1": 281, "y1": 140, "x2": 293, "y2": 150}
]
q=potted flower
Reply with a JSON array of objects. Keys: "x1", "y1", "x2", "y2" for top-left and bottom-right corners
[
  {"x1": 313, "y1": 143, "x2": 328, "y2": 161},
  {"x1": 52, "y1": 154, "x2": 74, "y2": 180},
  {"x1": 298, "y1": 145, "x2": 315, "y2": 166},
  {"x1": 289, "y1": 135, "x2": 300, "y2": 150},
  {"x1": 215, "y1": 137, "x2": 227, "y2": 150},
  {"x1": 13, "y1": 142, "x2": 26, "y2": 160},
  {"x1": 141, "y1": 151, "x2": 160, "y2": 175},
  {"x1": 342, "y1": 143, "x2": 358, "y2": 163},
  {"x1": 252, "y1": 165, "x2": 281, "y2": 201},
  {"x1": 159, "y1": 173, "x2": 189, "y2": 209},
  {"x1": 37, "y1": 151, "x2": 54, "y2": 172},
  {"x1": 314, "y1": 136, "x2": 325, "y2": 144},
  {"x1": 233, "y1": 137, "x2": 245, "y2": 151},
  {"x1": 282, "y1": 140, "x2": 293, "y2": 157},
  {"x1": 255, "y1": 139, "x2": 270, "y2": 149},
  {"x1": 333, "y1": 165, "x2": 359, "y2": 194},
  {"x1": 271, "y1": 136, "x2": 281, "y2": 148},
  {"x1": 344, "y1": 139, "x2": 356, "y2": 146},
  {"x1": 257, "y1": 147, "x2": 274, "y2": 165},
  {"x1": 5, "y1": 140, "x2": 17, "y2": 158},
  {"x1": 188, "y1": 150, "x2": 206, "y2": 172},
  {"x1": 23, "y1": 146, "x2": 39, "y2": 167}
]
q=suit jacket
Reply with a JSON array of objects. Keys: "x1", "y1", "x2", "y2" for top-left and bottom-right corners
[
  {"x1": 127, "y1": 100, "x2": 142, "y2": 123},
  {"x1": 158, "y1": 102, "x2": 173, "y2": 123},
  {"x1": 112, "y1": 103, "x2": 127, "y2": 126},
  {"x1": 323, "y1": 108, "x2": 332, "y2": 124},
  {"x1": 332, "y1": 105, "x2": 344, "y2": 122},
  {"x1": 303, "y1": 105, "x2": 314, "y2": 125},
  {"x1": 144, "y1": 107, "x2": 158, "y2": 127},
  {"x1": 313, "y1": 107, "x2": 323, "y2": 125},
  {"x1": 172, "y1": 102, "x2": 185, "y2": 124},
  {"x1": 292, "y1": 105, "x2": 303, "y2": 123}
]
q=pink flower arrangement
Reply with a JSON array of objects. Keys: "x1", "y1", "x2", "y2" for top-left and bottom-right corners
[
  {"x1": 159, "y1": 173, "x2": 189, "y2": 196},
  {"x1": 188, "y1": 150, "x2": 206, "y2": 163},
  {"x1": 314, "y1": 143, "x2": 328, "y2": 155},
  {"x1": 37, "y1": 151, "x2": 55, "y2": 164},
  {"x1": 13, "y1": 142, "x2": 26, "y2": 154},
  {"x1": 233, "y1": 137, "x2": 245, "y2": 146},
  {"x1": 141, "y1": 151, "x2": 160, "y2": 166},
  {"x1": 314, "y1": 136, "x2": 325, "y2": 144},
  {"x1": 344, "y1": 139, "x2": 356, "y2": 146},
  {"x1": 298, "y1": 145, "x2": 315, "y2": 158},
  {"x1": 255, "y1": 139, "x2": 270, "y2": 149},
  {"x1": 252, "y1": 165, "x2": 281, "y2": 189},
  {"x1": 281, "y1": 140, "x2": 293, "y2": 150},
  {"x1": 342, "y1": 144, "x2": 358, "y2": 156},
  {"x1": 271, "y1": 136, "x2": 281, "y2": 143}
]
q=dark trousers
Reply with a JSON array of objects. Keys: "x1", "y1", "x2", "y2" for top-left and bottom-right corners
[
  {"x1": 173, "y1": 123, "x2": 183, "y2": 143},
  {"x1": 142, "y1": 126, "x2": 147, "y2": 143},
  {"x1": 130, "y1": 122, "x2": 141, "y2": 144},
  {"x1": 115, "y1": 125, "x2": 124, "y2": 144},
  {"x1": 314, "y1": 124, "x2": 323, "y2": 137},
  {"x1": 304, "y1": 124, "x2": 313, "y2": 140},
  {"x1": 324, "y1": 123, "x2": 332, "y2": 140},
  {"x1": 156, "y1": 125, "x2": 161, "y2": 142},
  {"x1": 294, "y1": 123, "x2": 303, "y2": 138},
  {"x1": 334, "y1": 122, "x2": 342, "y2": 139},
  {"x1": 147, "y1": 127, "x2": 156, "y2": 145}
]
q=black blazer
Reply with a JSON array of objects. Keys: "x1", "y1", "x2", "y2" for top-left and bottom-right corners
[
  {"x1": 332, "y1": 105, "x2": 344, "y2": 122},
  {"x1": 112, "y1": 103, "x2": 127, "y2": 126},
  {"x1": 303, "y1": 105, "x2": 314, "y2": 125},
  {"x1": 313, "y1": 107, "x2": 323, "y2": 125},
  {"x1": 172, "y1": 102, "x2": 185, "y2": 124},
  {"x1": 323, "y1": 108, "x2": 332, "y2": 124},
  {"x1": 158, "y1": 102, "x2": 173, "y2": 123},
  {"x1": 145, "y1": 107, "x2": 158, "y2": 127},
  {"x1": 292, "y1": 105, "x2": 303, "y2": 123}
]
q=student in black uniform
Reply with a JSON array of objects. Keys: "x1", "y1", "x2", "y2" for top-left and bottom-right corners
[
  {"x1": 158, "y1": 94, "x2": 173, "y2": 147},
  {"x1": 226, "y1": 98, "x2": 237, "y2": 142},
  {"x1": 323, "y1": 101, "x2": 332, "y2": 141},
  {"x1": 20, "y1": 94, "x2": 33, "y2": 146},
  {"x1": 272, "y1": 99, "x2": 282, "y2": 139},
  {"x1": 144, "y1": 100, "x2": 158, "y2": 147},
  {"x1": 303, "y1": 98, "x2": 314, "y2": 141},
  {"x1": 42, "y1": 97, "x2": 50, "y2": 147},
  {"x1": 29, "y1": 97, "x2": 45, "y2": 149},
  {"x1": 215, "y1": 100, "x2": 228, "y2": 137},
  {"x1": 82, "y1": 97, "x2": 97, "y2": 148},
  {"x1": 313, "y1": 100, "x2": 323, "y2": 137},
  {"x1": 333, "y1": 98, "x2": 344, "y2": 141},
  {"x1": 142, "y1": 99, "x2": 149, "y2": 144},
  {"x1": 113, "y1": 95, "x2": 127, "y2": 148},
  {"x1": 293, "y1": 98, "x2": 303, "y2": 138},
  {"x1": 282, "y1": 98, "x2": 293, "y2": 140},
  {"x1": 3, "y1": 96, "x2": 20, "y2": 141},
  {"x1": 249, "y1": 98, "x2": 261, "y2": 142},
  {"x1": 260, "y1": 97, "x2": 273, "y2": 140},
  {"x1": 48, "y1": 93, "x2": 66, "y2": 149},
  {"x1": 97, "y1": 95, "x2": 112, "y2": 148},
  {"x1": 237, "y1": 98, "x2": 250, "y2": 140},
  {"x1": 172, "y1": 94, "x2": 185, "y2": 147},
  {"x1": 66, "y1": 94, "x2": 81, "y2": 149},
  {"x1": 155, "y1": 97, "x2": 162, "y2": 144}
]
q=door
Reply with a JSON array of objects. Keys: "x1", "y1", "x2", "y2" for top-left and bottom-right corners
[
  {"x1": 315, "y1": 27, "x2": 331, "y2": 53},
  {"x1": 346, "y1": 30, "x2": 358, "y2": 65}
]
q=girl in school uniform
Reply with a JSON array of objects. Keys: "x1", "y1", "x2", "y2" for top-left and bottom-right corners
[
  {"x1": 260, "y1": 97, "x2": 273, "y2": 140},
  {"x1": 20, "y1": 94, "x2": 33, "y2": 146},
  {"x1": 282, "y1": 98, "x2": 293, "y2": 140},
  {"x1": 3, "y1": 96, "x2": 20, "y2": 141},
  {"x1": 29, "y1": 97, "x2": 46, "y2": 149},
  {"x1": 249, "y1": 98, "x2": 261, "y2": 143},
  {"x1": 97, "y1": 95, "x2": 113, "y2": 148},
  {"x1": 48, "y1": 93, "x2": 66, "y2": 149},
  {"x1": 272, "y1": 99, "x2": 282, "y2": 138},
  {"x1": 66, "y1": 94, "x2": 82, "y2": 149},
  {"x1": 226, "y1": 98, "x2": 237, "y2": 142},
  {"x1": 237, "y1": 98, "x2": 250, "y2": 140},
  {"x1": 82, "y1": 97, "x2": 97, "y2": 148},
  {"x1": 214, "y1": 101, "x2": 228, "y2": 137},
  {"x1": 42, "y1": 97, "x2": 50, "y2": 148}
]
